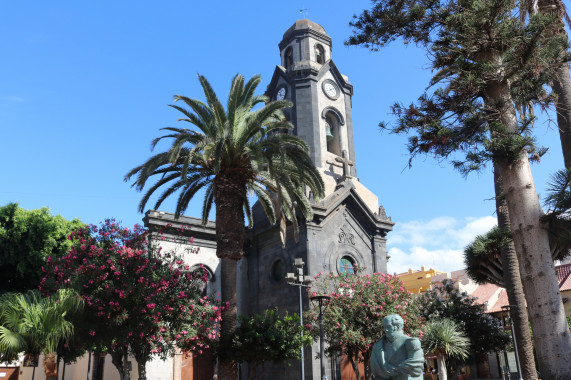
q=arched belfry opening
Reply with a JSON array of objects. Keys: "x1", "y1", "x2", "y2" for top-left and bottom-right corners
[
  {"x1": 325, "y1": 114, "x2": 340, "y2": 156},
  {"x1": 315, "y1": 44, "x2": 325, "y2": 64},
  {"x1": 322, "y1": 107, "x2": 344, "y2": 156},
  {"x1": 285, "y1": 47, "x2": 293, "y2": 69}
]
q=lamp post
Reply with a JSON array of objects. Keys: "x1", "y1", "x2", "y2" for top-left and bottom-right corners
[
  {"x1": 501, "y1": 305, "x2": 523, "y2": 380},
  {"x1": 310, "y1": 294, "x2": 331, "y2": 380},
  {"x1": 286, "y1": 258, "x2": 312, "y2": 380}
]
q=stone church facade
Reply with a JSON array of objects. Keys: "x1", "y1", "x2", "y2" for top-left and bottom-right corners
[{"x1": 144, "y1": 19, "x2": 393, "y2": 380}]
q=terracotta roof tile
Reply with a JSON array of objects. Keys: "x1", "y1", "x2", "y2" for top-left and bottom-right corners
[
  {"x1": 561, "y1": 273, "x2": 571, "y2": 291},
  {"x1": 471, "y1": 283, "x2": 501, "y2": 305},
  {"x1": 487, "y1": 290, "x2": 511, "y2": 313},
  {"x1": 556, "y1": 263, "x2": 571, "y2": 287}
]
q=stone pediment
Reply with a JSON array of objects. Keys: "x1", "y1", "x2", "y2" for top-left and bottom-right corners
[
  {"x1": 311, "y1": 178, "x2": 394, "y2": 234},
  {"x1": 265, "y1": 65, "x2": 289, "y2": 96},
  {"x1": 316, "y1": 60, "x2": 352, "y2": 95}
]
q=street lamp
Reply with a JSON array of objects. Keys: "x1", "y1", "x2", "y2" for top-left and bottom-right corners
[
  {"x1": 310, "y1": 294, "x2": 331, "y2": 380},
  {"x1": 501, "y1": 305, "x2": 523, "y2": 380},
  {"x1": 286, "y1": 258, "x2": 312, "y2": 380}
]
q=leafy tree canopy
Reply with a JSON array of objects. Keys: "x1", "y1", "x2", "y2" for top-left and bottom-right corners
[
  {"x1": 418, "y1": 279, "x2": 509, "y2": 354},
  {"x1": 217, "y1": 309, "x2": 312, "y2": 380},
  {"x1": 0, "y1": 203, "x2": 83, "y2": 293},
  {"x1": 347, "y1": 0, "x2": 568, "y2": 172}
]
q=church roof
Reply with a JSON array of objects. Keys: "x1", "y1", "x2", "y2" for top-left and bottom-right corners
[
  {"x1": 280, "y1": 19, "x2": 331, "y2": 50},
  {"x1": 283, "y1": 19, "x2": 327, "y2": 37}
]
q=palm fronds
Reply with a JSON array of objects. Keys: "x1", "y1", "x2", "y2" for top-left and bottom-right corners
[{"x1": 421, "y1": 319, "x2": 470, "y2": 360}]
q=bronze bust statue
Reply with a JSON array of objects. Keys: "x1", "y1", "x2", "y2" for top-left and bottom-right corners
[{"x1": 371, "y1": 314, "x2": 424, "y2": 380}]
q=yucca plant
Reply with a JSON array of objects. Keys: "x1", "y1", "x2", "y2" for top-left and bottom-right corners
[{"x1": 421, "y1": 319, "x2": 470, "y2": 380}]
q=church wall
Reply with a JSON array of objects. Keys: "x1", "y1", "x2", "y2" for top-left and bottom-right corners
[
  {"x1": 306, "y1": 206, "x2": 375, "y2": 276},
  {"x1": 245, "y1": 224, "x2": 310, "y2": 316},
  {"x1": 318, "y1": 71, "x2": 349, "y2": 164},
  {"x1": 343, "y1": 84, "x2": 356, "y2": 178},
  {"x1": 243, "y1": 223, "x2": 310, "y2": 380},
  {"x1": 244, "y1": 199, "x2": 388, "y2": 380},
  {"x1": 154, "y1": 238, "x2": 221, "y2": 297},
  {"x1": 294, "y1": 79, "x2": 323, "y2": 168}
]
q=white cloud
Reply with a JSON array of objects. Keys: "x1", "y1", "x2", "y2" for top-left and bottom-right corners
[
  {"x1": 0, "y1": 95, "x2": 25, "y2": 102},
  {"x1": 387, "y1": 216, "x2": 497, "y2": 275}
]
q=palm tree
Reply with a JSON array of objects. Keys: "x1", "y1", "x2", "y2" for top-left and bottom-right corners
[
  {"x1": 421, "y1": 319, "x2": 470, "y2": 380},
  {"x1": 0, "y1": 289, "x2": 83, "y2": 380},
  {"x1": 125, "y1": 73, "x2": 325, "y2": 379}
]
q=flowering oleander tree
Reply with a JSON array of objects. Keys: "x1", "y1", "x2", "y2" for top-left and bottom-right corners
[
  {"x1": 306, "y1": 272, "x2": 423, "y2": 380},
  {"x1": 41, "y1": 220, "x2": 221, "y2": 380}
]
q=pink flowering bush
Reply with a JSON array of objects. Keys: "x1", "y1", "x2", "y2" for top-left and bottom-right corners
[
  {"x1": 41, "y1": 219, "x2": 221, "y2": 380},
  {"x1": 305, "y1": 271, "x2": 423, "y2": 380}
]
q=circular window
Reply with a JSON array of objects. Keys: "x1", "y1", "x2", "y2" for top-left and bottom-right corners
[
  {"x1": 271, "y1": 259, "x2": 285, "y2": 283},
  {"x1": 338, "y1": 256, "x2": 356, "y2": 274}
]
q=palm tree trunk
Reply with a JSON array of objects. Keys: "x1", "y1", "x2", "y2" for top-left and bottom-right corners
[
  {"x1": 214, "y1": 173, "x2": 247, "y2": 380},
  {"x1": 494, "y1": 167, "x2": 538, "y2": 380},
  {"x1": 43, "y1": 353, "x2": 58, "y2": 380},
  {"x1": 218, "y1": 258, "x2": 238, "y2": 379},
  {"x1": 485, "y1": 48, "x2": 571, "y2": 380},
  {"x1": 436, "y1": 355, "x2": 447, "y2": 380},
  {"x1": 214, "y1": 173, "x2": 246, "y2": 261}
]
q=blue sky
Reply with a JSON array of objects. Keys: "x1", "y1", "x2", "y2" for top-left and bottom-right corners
[{"x1": 1, "y1": 1, "x2": 565, "y2": 274}]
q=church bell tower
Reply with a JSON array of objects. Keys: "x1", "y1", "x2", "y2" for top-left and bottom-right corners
[
  {"x1": 243, "y1": 19, "x2": 394, "y2": 380},
  {"x1": 266, "y1": 19, "x2": 362, "y2": 197}
]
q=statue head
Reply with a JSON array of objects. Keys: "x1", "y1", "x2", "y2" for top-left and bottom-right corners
[{"x1": 382, "y1": 314, "x2": 404, "y2": 342}]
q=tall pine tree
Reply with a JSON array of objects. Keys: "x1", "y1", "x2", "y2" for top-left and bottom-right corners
[{"x1": 348, "y1": 1, "x2": 571, "y2": 378}]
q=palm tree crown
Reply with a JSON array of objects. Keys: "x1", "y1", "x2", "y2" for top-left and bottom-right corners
[
  {"x1": 0, "y1": 289, "x2": 83, "y2": 380},
  {"x1": 125, "y1": 73, "x2": 324, "y2": 259},
  {"x1": 422, "y1": 319, "x2": 470, "y2": 360},
  {"x1": 422, "y1": 319, "x2": 470, "y2": 380},
  {"x1": 126, "y1": 74, "x2": 324, "y2": 379}
]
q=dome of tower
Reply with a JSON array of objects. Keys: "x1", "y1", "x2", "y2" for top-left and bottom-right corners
[{"x1": 283, "y1": 19, "x2": 328, "y2": 38}]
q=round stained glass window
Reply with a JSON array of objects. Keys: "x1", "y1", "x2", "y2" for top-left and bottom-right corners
[{"x1": 338, "y1": 256, "x2": 356, "y2": 274}]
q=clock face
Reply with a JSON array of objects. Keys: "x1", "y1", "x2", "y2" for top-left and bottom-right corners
[
  {"x1": 322, "y1": 80, "x2": 339, "y2": 99},
  {"x1": 276, "y1": 87, "x2": 286, "y2": 100}
]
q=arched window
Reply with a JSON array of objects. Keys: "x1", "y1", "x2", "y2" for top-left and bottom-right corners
[
  {"x1": 338, "y1": 256, "x2": 356, "y2": 274},
  {"x1": 285, "y1": 47, "x2": 293, "y2": 69},
  {"x1": 315, "y1": 44, "x2": 325, "y2": 64},
  {"x1": 325, "y1": 114, "x2": 341, "y2": 156},
  {"x1": 270, "y1": 258, "x2": 285, "y2": 283},
  {"x1": 191, "y1": 264, "x2": 215, "y2": 296}
]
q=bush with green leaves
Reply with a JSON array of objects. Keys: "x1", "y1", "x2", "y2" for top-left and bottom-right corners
[
  {"x1": 217, "y1": 309, "x2": 311, "y2": 380},
  {"x1": 418, "y1": 279, "x2": 509, "y2": 355}
]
